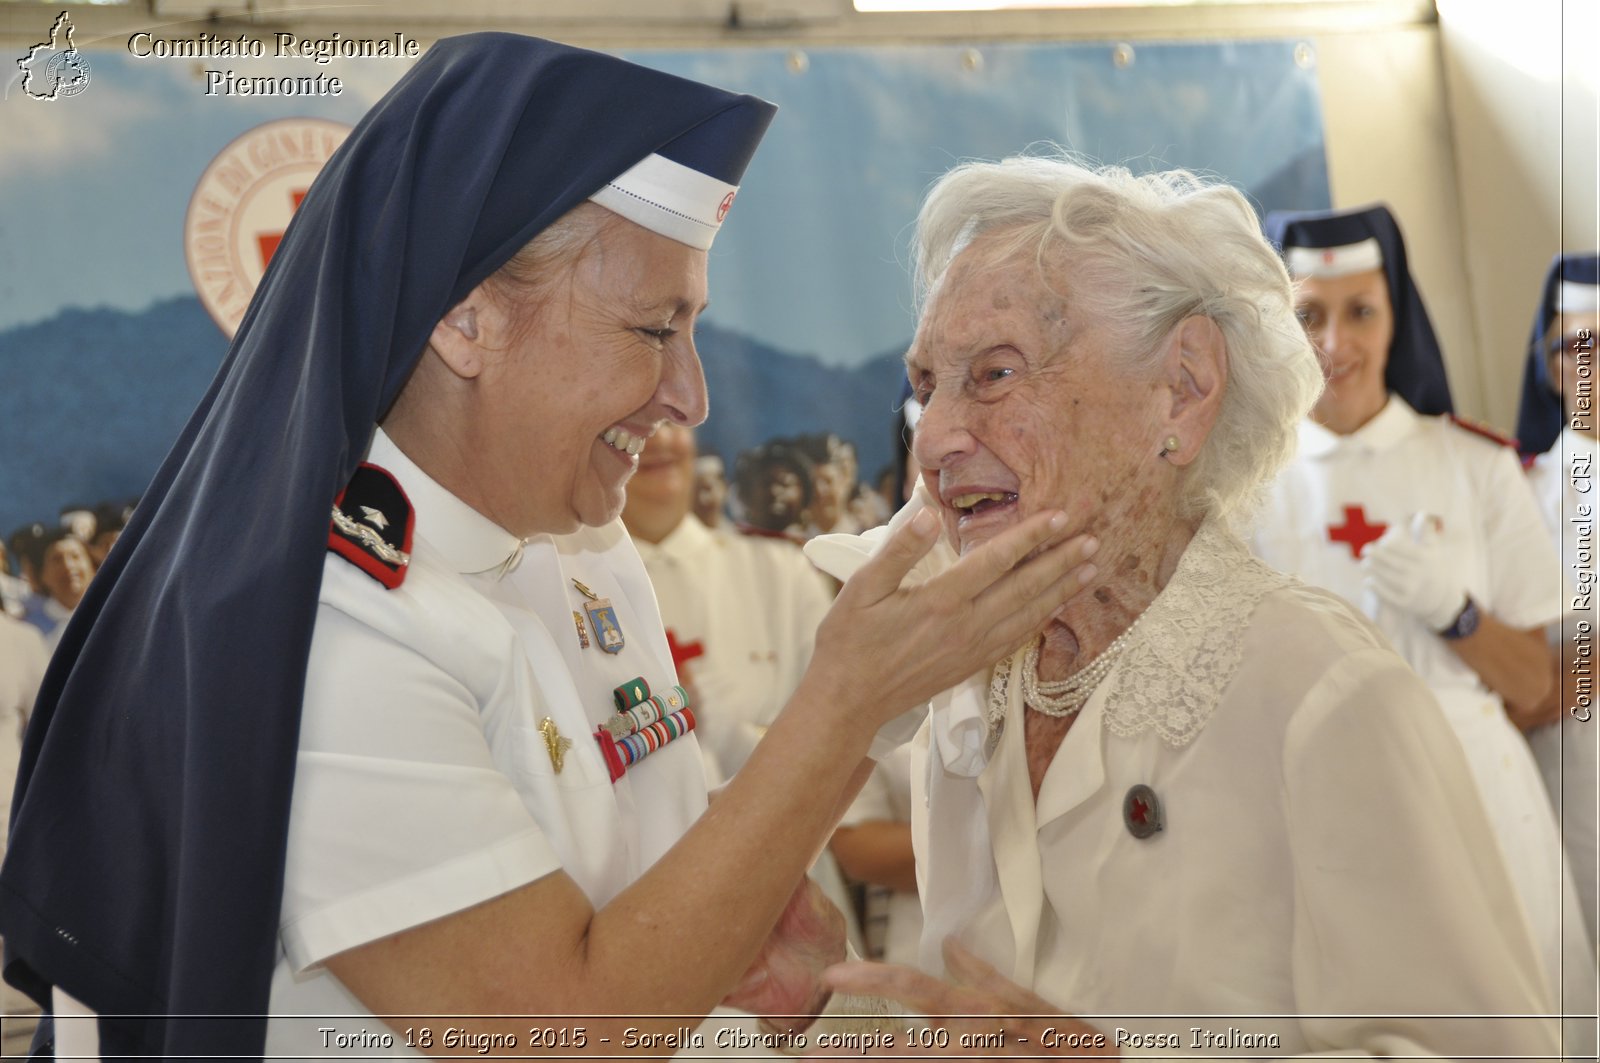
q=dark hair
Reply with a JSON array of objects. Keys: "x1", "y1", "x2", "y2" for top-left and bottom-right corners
[
  {"x1": 733, "y1": 441, "x2": 815, "y2": 530},
  {"x1": 20, "y1": 526, "x2": 78, "y2": 575}
]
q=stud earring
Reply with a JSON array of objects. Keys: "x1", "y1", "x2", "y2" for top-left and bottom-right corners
[{"x1": 1159, "y1": 435, "x2": 1180, "y2": 458}]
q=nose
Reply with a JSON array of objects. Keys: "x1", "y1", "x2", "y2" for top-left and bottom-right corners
[
  {"x1": 659, "y1": 339, "x2": 710, "y2": 427},
  {"x1": 911, "y1": 388, "x2": 976, "y2": 471},
  {"x1": 1316, "y1": 317, "x2": 1341, "y2": 358}
]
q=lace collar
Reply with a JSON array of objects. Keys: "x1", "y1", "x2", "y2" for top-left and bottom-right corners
[
  {"x1": 1100, "y1": 518, "x2": 1291, "y2": 746},
  {"x1": 990, "y1": 518, "x2": 1293, "y2": 749}
]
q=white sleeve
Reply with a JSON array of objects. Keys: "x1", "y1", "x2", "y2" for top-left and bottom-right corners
[
  {"x1": 1480, "y1": 446, "x2": 1564, "y2": 630},
  {"x1": 278, "y1": 601, "x2": 560, "y2": 973},
  {"x1": 1281, "y1": 649, "x2": 1559, "y2": 1059}
]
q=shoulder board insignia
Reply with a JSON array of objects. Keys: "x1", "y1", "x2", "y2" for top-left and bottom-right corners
[
  {"x1": 329, "y1": 462, "x2": 414, "y2": 589},
  {"x1": 1446, "y1": 414, "x2": 1519, "y2": 450}
]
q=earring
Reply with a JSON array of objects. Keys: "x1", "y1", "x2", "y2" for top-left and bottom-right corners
[{"x1": 1159, "y1": 435, "x2": 1180, "y2": 458}]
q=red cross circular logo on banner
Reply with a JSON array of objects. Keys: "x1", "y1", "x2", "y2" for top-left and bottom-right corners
[
  {"x1": 183, "y1": 118, "x2": 353, "y2": 338},
  {"x1": 716, "y1": 191, "x2": 735, "y2": 223}
]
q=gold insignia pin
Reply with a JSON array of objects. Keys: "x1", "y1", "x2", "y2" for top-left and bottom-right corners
[{"x1": 539, "y1": 716, "x2": 573, "y2": 773}]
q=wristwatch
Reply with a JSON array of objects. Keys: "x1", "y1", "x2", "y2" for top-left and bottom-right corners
[{"x1": 1438, "y1": 596, "x2": 1481, "y2": 641}]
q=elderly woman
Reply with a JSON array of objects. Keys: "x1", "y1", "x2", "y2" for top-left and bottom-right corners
[
  {"x1": 1252, "y1": 206, "x2": 1591, "y2": 1011},
  {"x1": 1517, "y1": 252, "x2": 1600, "y2": 954},
  {"x1": 808, "y1": 157, "x2": 1559, "y2": 1056},
  {"x1": 0, "y1": 37, "x2": 1097, "y2": 1060}
]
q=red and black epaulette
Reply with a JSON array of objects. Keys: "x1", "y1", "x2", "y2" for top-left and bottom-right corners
[
  {"x1": 1446, "y1": 414, "x2": 1520, "y2": 450},
  {"x1": 328, "y1": 462, "x2": 414, "y2": 589}
]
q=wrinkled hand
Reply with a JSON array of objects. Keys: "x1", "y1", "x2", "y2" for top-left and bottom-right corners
[
  {"x1": 819, "y1": 938, "x2": 1115, "y2": 1058},
  {"x1": 808, "y1": 509, "x2": 1099, "y2": 734},
  {"x1": 723, "y1": 875, "x2": 846, "y2": 1036},
  {"x1": 1362, "y1": 514, "x2": 1465, "y2": 631}
]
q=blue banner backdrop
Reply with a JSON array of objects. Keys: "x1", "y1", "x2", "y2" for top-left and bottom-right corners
[{"x1": 0, "y1": 36, "x2": 1328, "y2": 536}]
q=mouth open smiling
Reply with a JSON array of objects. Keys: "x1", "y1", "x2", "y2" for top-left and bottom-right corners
[{"x1": 951, "y1": 490, "x2": 1019, "y2": 517}]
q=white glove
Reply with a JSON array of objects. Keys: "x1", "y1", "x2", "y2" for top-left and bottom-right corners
[{"x1": 1361, "y1": 513, "x2": 1467, "y2": 631}]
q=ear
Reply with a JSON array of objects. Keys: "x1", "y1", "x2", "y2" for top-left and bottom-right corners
[
  {"x1": 427, "y1": 288, "x2": 492, "y2": 380},
  {"x1": 1158, "y1": 315, "x2": 1228, "y2": 466}
]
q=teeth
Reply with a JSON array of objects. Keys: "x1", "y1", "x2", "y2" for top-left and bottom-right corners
[
  {"x1": 952, "y1": 491, "x2": 1010, "y2": 510},
  {"x1": 602, "y1": 425, "x2": 650, "y2": 456}
]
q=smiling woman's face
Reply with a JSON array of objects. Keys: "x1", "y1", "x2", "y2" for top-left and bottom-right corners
[
  {"x1": 908, "y1": 235, "x2": 1167, "y2": 556},
  {"x1": 1293, "y1": 267, "x2": 1393, "y2": 435}
]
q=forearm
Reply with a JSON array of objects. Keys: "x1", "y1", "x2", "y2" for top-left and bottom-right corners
[
  {"x1": 333, "y1": 677, "x2": 877, "y2": 1055},
  {"x1": 830, "y1": 821, "x2": 919, "y2": 893},
  {"x1": 1445, "y1": 616, "x2": 1553, "y2": 714}
]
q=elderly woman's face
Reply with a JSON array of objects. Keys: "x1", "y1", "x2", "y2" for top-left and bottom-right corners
[
  {"x1": 909, "y1": 239, "x2": 1167, "y2": 555},
  {"x1": 477, "y1": 215, "x2": 709, "y2": 534},
  {"x1": 1293, "y1": 268, "x2": 1393, "y2": 435}
]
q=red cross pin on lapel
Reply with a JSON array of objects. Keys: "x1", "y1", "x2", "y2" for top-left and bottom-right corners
[
  {"x1": 1327, "y1": 505, "x2": 1388, "y2": 559},
  {"x1": 1123, "y1": 784, "x2": 1164, "y2": 840}
]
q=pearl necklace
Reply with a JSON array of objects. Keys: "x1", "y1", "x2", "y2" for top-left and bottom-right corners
[{"x1": 985, "y1": 614, "x2": 1144, "y2": 738}]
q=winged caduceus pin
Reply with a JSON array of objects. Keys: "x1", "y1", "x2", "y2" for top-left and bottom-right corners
[{"x1": 539, "y1": 716, "x2": 573, "y2": 773}]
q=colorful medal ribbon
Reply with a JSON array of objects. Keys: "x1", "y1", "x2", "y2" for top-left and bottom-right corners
[{"x1": 595, "y1": 683, "x2": 694, "y2": 783}]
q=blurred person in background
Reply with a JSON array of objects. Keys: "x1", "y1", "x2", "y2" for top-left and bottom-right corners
[
  {"x1": 1253, "y1": 205, "x2": 1592, "y2": 1017},
  {"x1": 623, "y1": 421, "x2": 861, "y2": 951},
  {"x1": 0, "y1": 606, "x2": 47, "y2": 1057},
  {"x1": 6, "y1": 524, "x2": 53, "y2": 634},
  {"x1": 1516, "y1": 251, "x2": 1600, "y2": 953},
  {"x1": 734, "y1": 439, "x2": 814, "y2": 538},
  {"x1": 87, "y1": 500, "x2": 133, "y2": 567},
  {"x1": 692, "y1": 453, "x2": 729, "y2": 529},
  {"x1": 20, "y1": 528, "x2": 93, "y2": 651}
]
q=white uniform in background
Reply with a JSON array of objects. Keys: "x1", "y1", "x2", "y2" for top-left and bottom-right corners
[
  {"x1": 633, "y1": 517, "x2": 832, "y2": 781},
  {"x1": 1250, "y1": 396, "x2": 1591, "y2": 1007},
  {"x1": 1525, "y1": 426, "x2": 1600, "y2": 952},
  {"x1": 837, "y1": 743, "x2": 922, "y2": 966},
  {"x1": 0, "y1": 615, "x2": 47, "y2": 1057},
  {"x1": 634, "y1": 516, "x2": 862, "y2": 954}
]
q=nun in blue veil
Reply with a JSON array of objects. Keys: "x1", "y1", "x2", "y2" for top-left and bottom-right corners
[
  {"x1": 1251, "y1": 205, "x2": 1591, "y2": 1015},
  {"x1": 0, "y1": 32, "x2": 1095, "y2": 1060},
  {"x1": 1517, "y1": 252, "x2": 1600, "y2": 958}
]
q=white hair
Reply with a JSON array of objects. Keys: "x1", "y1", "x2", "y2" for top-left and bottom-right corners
[{"x1": 913, "y1": 152, "x2": 1323, "y2": 521}]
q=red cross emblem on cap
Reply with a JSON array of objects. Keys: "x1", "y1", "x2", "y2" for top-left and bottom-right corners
[
  {"x1": 716, "y1": 191, "x2": 735, "y2": 222},
  {"x1": 1327, "y1": 505, "x2": 1387, "y2": 559},
  {"x1": 1322, "y1": 249, "x2": 1337, "y2": 265}
]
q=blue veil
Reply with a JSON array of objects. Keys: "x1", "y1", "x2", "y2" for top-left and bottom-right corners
[
  {"x1": 0, "y1": 33, "x2": 774, "y2": 1058},
  {"x1": 1514, "y1": 253, "x2": 1600, "y2": 456},
  {"x1": 1264, "y1": 204, "x2": 1454, "y2": 417}
]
